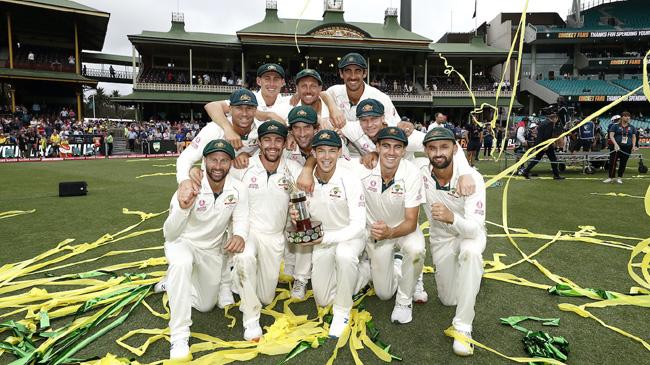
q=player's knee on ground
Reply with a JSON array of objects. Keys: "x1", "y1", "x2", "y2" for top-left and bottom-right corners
[
  {"x1": 193, "y1": 300, "x2": 216, "y2": 313},
  {"x1": 166, "y1": 251, "x2": 194, "y2": 271},
  {"x1": 232, "y1": 252, "x2": 256, "y2": 284}
]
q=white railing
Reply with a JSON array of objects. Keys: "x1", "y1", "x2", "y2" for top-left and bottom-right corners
[
  {"x1": 84, "y1": 68, "x2": 133, "y2": 80},
  {"x1": 135, "y1": 83, "x2": 239, "y2": 93},
  {"x1": 430, "y1": 90, "x2": 513, "y2": 97},
  {"x1": 388, "y1": 94, "x2": 432, "y2": 102}
]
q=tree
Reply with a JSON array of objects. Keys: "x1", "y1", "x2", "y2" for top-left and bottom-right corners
[{"x1": 111, "y1": 89, "x2": 121, "y2": 115}]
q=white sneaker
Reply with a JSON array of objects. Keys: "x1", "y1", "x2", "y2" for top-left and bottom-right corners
[
  {"x1": 602, "y1": 178, "x2": 612, "y2": 183},
  {"x1": 390, "y1": 303, "x2": 412, "y2": 324},
  {"x1": 413, "y1": 276, "x2": 428, "y2": 304},
  {"x1": 217, "y1": 284, "x2": 235, "y2": 309},
  {"x1": 244, "y1": 321, "x2": 262, "y2": 341},
  {"x1": 154, "y1": 278, "x2": 167, "y2": 293},
  {"x1": 615, "y1": 178, "x2": 623, "y2": 184},
  {"x1": 328, "y1": 312, "x2": 350, "y2": 338},
  {"x1": 169, "y1": 337, "x2": 191, "y2": 361},
  {"x1": 291, "y1": 279, "x2": 307, "y2": 300},
  {"x1": 452, "y1": 329, "x2": 474, "y2": 356}
]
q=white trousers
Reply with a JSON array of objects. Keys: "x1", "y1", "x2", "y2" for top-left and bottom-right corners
[
  {"x1": 284, "y1": 242, "x2": 313, "y2": 281},
  {"x1": 311, "y1": 238, "x2": 366, "y2": 313},
  {"x1": 237, "y1": 230, "x2": 286, "y2": 306},
  {"x1": 429, "y1": 236, "x2": 486, "y2": 332},
  {"x1": 367, "y1": 229, "x2": 426, "y2": 305},
  {"x1": 165, "y1": 239, "x2": 260, "y2": 342}
]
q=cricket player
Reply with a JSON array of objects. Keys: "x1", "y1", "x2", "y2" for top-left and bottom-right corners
[
  {"x1": 290, "y1": 129, "x2": 367, "y2": 338},
  {"x1": 225, "y1": 120, "x2": 305, "y2": 334},
  {"x1": 415, "y1": 127, "x2": 487, "y2": 356},
  {"x1": 158, "y1": 139, "x2": 260, "y2": 360},
  {"x1": 176, "y1": 88, "x2": 259, "y2": 308},
  {"x1": 357, "y1": 126, "x2": 426, "y2": 324}
]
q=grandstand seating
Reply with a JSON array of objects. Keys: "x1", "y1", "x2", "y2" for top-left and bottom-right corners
[
  {"x1": 580, "y1": 0, "x2": 650, "y2": 30},
  {"x1": 537, "y1": 79, "x2": 627, "y2": 96},
  {"x1": 610, "y1": 79, "x2": 644, "y2": 95}
]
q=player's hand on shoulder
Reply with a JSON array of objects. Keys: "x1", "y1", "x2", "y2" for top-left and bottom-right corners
[
  {"x1": 330, "y1": 108, "x2": 346, "y2": 129},
  {"x1": 457, "y1": 174, "x2": 476, "y2": 196},
  {"x1": 297, "y1": 169, "x2": 315, "y2": 193},
  {"x1": 233, "y1": 152, "x2": 250, "y2": 169},
  {"x1": 225, "y1": 128, "x2": 243, "y2": 150},
  {"x1": 360, "y1": 151, "x2": 379, "y2": 170}
]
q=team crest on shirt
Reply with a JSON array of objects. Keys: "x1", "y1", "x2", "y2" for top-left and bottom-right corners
[
  {"x1": 391, "y1": 184, "x2": 404, "y2": 197},
  {"x1": 196, "y1": 199, "x2": 207, "y2": 212},
  {"x1": 329, "y1": 186, "x2": 342, "y2": 199},
  {"x1": 224, "y1": 194, "x2": 238, "y2": 206},
  {"x1": 278, "y1": 177, "x2": 289, "y2": 191}
]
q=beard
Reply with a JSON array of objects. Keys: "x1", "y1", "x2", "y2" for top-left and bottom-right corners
[
  {"x1": 262, "y1": 148, "x2": 281, "y2": 163},
  {"x1": 207, "y1": 168, "x2": 227, "y2": 183},
  {"x1": 430, "y1": 155, "x2": 453, "y2": 169}
]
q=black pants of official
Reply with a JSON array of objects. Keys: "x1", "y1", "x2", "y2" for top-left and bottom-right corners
[
  {"x1": 107, "y1": 143, "x2": 113, "y2": 156},
  {"x1": 608, "y1": 144, "x2": 633, "y2": 178},
  {"x1": 483, "y1": 142, "x2": 493, "y2": 157},
  {"x1": 523, "y1": 146, "x2": 560, "y2": 177}
]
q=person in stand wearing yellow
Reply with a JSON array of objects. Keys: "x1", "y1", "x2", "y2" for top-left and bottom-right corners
[{"x1": 49, "y1": 130, "x2": 61, "y2": 157}]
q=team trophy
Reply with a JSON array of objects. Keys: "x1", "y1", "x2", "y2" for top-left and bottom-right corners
[{"x1": 284, "y1": 169, "x2": 324, "y2": 245}]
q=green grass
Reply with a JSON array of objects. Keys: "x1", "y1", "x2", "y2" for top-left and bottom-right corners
[{"x1": 0, "y1": 151, "x2": 649, "y2": 364}]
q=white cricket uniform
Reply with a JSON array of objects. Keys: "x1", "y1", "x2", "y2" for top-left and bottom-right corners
[
  {"x1": 254, "y1": 91, "x2": 293, "y2": 119},
  {"x1": 175, "y1": 120, "x2": 261, "y2": 184},
  {"x1": 162, "y1": 174, "x2": 259, "y2": 342},
  {"x1": 356, "y1": 160, "x2": 426, "y2": 305},
  {"x1": 340, "y1": 123, "x2": 425, "y2": 160},
  {"x1": 326, "y1": 83, "x2": 400, "y2": 126},
  {"x1": 307, "y1": 164, "x2": 367, "y2": 314},
  {"x1": 426, "y1": 122, "x2": 444, "y2": 132},
  {"x1": 230, "y1": 155, "x2": 306, "y2": 310},
  {"x1": 407, "y1": 130, "x2": 473, "y2": 165},
  {"x1": 415, "y1": 157, "x2": 486, "y2": 332}
]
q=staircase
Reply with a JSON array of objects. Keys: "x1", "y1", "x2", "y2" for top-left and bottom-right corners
[{"x1": 112, "y1": 137, "x2": 130, "y2": 155}]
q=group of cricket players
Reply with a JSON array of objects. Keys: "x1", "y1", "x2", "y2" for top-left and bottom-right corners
[{"x1": 156, "y1": 53, "x2": 487, "y2": 362}]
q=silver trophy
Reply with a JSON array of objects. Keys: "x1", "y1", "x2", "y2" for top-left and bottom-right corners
[{"x1": 283, "y1": 168, "x2": 323, "y2": 245}]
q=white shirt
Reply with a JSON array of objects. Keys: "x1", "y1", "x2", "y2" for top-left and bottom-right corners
[
  {"x1": 175, "y1": 120, "x2": 261, "y2": 183},
  {"x1": 163, "y1": 174, "x2": 249, "y2": 250},
  {"x1": 229, "y1": 155, "x2": 303, "y2": 234},
  {"x1": 356, "y1": 159, "x2": 425, "y2": 228},
  {"x1": 339, "y1": 121, "x2": 375, "y2": 157},
  {"x1": 414, "y1": 157, "x2": 486, "y2": 243},
  {"x1": 326, "y1": 83, "x2": 400, "y2": 126},
  {"x1": 307, "y1": 164, "x2": 366, "y2": 245},
  {"x1": 427, "y1": 121, "x2": 444, "y2": 132}
]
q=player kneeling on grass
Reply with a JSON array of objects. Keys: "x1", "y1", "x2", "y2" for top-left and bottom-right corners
[
  {"x1": 415, "y1": 128, "x2": 487, "y2": 356},
  {"x1": 356, "y1": 127, "x2": 426, "y2": 324},
  {"x1": 157, "y1": 139, "x2": 260, "y2": 361},
  {"x1": 289, "y1": 130, "x2": 367, "y2": 338}
]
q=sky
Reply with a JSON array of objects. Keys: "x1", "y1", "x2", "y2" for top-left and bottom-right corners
[{"x1": 76, "y1": 0, "x2": 575, "y2": 95}]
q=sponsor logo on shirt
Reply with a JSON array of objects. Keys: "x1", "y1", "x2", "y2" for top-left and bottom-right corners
[
  {"x1": 249, "y1": 176, "x2": 259, "y2": 189},
  {"x1": 447, "y1": 188, "x2": 460, "y2": 198},
  {"x1": 196, "y1": 199, "x2": 207, "y2": 212},
  {"x1": 191, "y1": 136, "x2": 201, "y2": 149},
  {"x1": 359, "y1": 194, "x2": 366, "y2": 207},
  {"x1": 474, "y1": 200, "x2": 485, "y2": 215},
  {"x1": 368, "y1": 180, "x2": 377, "y2": 192},
  {"x1": 278, "y1": 177, "x2": 289, "y2": 191}
]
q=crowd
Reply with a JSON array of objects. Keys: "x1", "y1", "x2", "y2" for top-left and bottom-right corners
[
  {"x1": 121, "y1": 120, "x2": 203, "y2": 153},
  {"x1": 10, "y1": 45, "x2": 77, "y2": 72},
  {"x1": 138, "y1": 68, "x2": 246, "y2": 87}
]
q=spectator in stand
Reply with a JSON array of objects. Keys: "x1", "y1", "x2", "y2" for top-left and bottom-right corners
[
  {"x1": 127, "y1": 128, "x2": 138, "y2": 151},
  {"x1": 68, "y1": 55, "x2": 75, "y2": 65},
  {"x1": 27, "y1": 51, "x2": 35, "y2": 67},
  {"x1": 106, "y1": 133, "x2": 114, "y2": 156},
  {"x1": 175, "y1": 129, "x2": 186, "y2": 153},
  {"x1": 49, "y1": 130, "x2": 61, "y2": 157},
  {"x1": 109, "y1": 65, "x2": 116, "y2": 78}
]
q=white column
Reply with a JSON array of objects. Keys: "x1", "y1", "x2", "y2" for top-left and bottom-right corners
[
  {"x1": 469, "y1": 58, "x2": 473, "y2": 90},
  {"x1": 132, "y1": 45, "x2": 136, "y2": 87},
  {"x1": 241, "y1": 51, "x2": 245, "y2": 82},
  {"x1": 191, "y1": 108, "x2": 194, "y2": 122},
  {"x1": 189, "y1": 48, "x2": 193, "y2": 87}
]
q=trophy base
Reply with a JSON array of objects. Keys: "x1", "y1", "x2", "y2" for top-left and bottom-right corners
[{"x1": 286, "y1": 221, "x2": 324, "y2": 245}]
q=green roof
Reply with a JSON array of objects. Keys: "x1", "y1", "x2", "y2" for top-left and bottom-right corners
[
  {"x1": 1, "y1": 0, "x2": 108, "y2": 17},
  {"x1": 0, "y1": 68, "x2": 97, "y2": 84},
  {"x1": 81, "y1": 52, "x2": 134, "y2": 66},
  {"x1": 129, "y1": 21, "x2": 240, "y2": 48},
  {"x1": 115, "y1": 90, "x2": 229, "y2": 104},
  {"x1": 236, "y1": 9, "x2": 431, "y2": 49}
]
